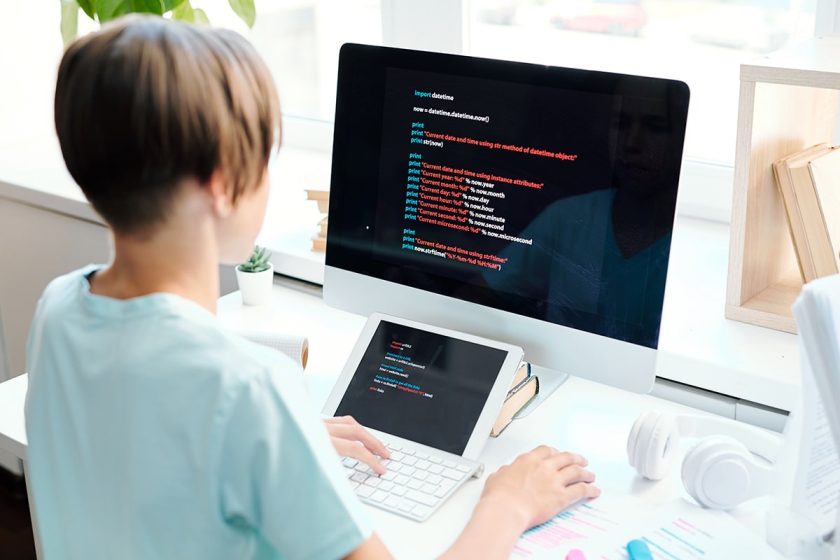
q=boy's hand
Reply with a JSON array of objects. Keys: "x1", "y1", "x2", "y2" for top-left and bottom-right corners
[
  {"x1": 324, "y1": 416, "x2": 391, "y2": 475},
  {"x1": 480, "y1": 446, "x2": 600, "y2": 529}
]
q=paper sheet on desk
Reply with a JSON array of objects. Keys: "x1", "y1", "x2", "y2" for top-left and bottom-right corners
[{"x1": 511, "y1": 494, "x2": 783, "y2": 559}]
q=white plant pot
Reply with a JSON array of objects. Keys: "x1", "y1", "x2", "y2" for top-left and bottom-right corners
[{"x1": 236, "y1": 263, "x2": 274, "y2": 306}]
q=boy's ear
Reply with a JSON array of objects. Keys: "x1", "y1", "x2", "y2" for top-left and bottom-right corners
[{"x1": 206, "y1": 169, "x2": 234, "y2": 218}]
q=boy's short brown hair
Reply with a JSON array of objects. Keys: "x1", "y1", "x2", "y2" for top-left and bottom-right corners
[{"x1": 55, "y1": 15, "x2": 280, "y2": 233}]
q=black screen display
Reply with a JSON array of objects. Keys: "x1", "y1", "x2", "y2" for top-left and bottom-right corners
[
  {"x1": 335, "y1": 321, "x2": 507, "y2": 455},
  {"x1": 327, "y1": 44, "x2": 689, "y2": 349}
]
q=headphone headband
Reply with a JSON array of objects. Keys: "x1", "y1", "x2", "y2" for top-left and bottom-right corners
[{"x1": 675, "y1": 414, "x2": 780, "y2": 463}]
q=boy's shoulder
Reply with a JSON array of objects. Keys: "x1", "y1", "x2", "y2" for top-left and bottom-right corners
[
  {"x1": 35, "y1": 265, "x2": 300, "y2": 388},
  {"x1": 39, "y1": 264, "x2": 96, "y2": 303}
]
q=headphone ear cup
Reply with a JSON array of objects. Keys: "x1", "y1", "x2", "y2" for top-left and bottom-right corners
[
  {"x1": 681, "y1": 436, "x2": 753, "y2": 510},
  {"x1": 627, "y1": 412, "x2": 678, "y2": 481}
]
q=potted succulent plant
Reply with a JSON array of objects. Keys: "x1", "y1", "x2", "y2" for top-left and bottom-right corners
[{"x1": 236, "y1": 245, "x2": 273, "y2": 306}]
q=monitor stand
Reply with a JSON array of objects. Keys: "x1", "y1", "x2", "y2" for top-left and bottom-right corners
[{"x1": 514, "y1": 365, "x2": 570, "y2": 419}]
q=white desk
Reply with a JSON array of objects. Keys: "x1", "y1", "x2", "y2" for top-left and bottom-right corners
[
  {"x1": 0, "y1": 281, "x2": 775, "y2": 559},
  {"x1": 215, "y1": 281, "x2": 773, "y2": 558}
]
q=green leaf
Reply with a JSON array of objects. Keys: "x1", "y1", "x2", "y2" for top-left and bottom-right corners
[
  {"x1": 170, "y1": 0, "x2": 193, "y2": 21},
  {"x1": 162, "y1": 0, "x2": 185, "y2": 11},
  {"x1": 95, "y1": 0, "x2": 165, "y2": 23},
  {"x1": 227, "y1": 0, "x2": 255, "y2": 28},
  {"x1": 192, "y1": 7, "x2": 209, "y2": 24},
  {"x1": 60, "y1": 0, "x2": 80, "y2": 46},
  {"x1": 77, "y1": 0, "x2": 95, "y2": 19}
]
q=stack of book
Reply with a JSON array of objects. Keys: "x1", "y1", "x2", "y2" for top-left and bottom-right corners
[
  {"x1": 490, "y1": 361, "x2": 539, "y2": 437},
  {"x1": 773, "y1": 143, "x2": 840, "y2": 281},
  {"x1": 305, "y1": 189, "x2": 329, "y2": 253}
]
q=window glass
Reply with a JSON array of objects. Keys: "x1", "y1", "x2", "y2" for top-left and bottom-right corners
[{"x1": 470, "y1": 0, "x2": 817, "y2": 165}]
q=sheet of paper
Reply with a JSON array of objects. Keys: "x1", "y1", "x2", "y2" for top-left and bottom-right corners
[
  {"x1": 511, "y1": 494, "x2": 630, "y2": 557},
  {"x1": 511, "y1": 495, "x2": 783, "y2": 560},
  {"x1": 597, "y1": 500, "x2": 784, "y2": 560},
  {"x1": 792, "y1": 370, "x2": 840, "y2": 533}
]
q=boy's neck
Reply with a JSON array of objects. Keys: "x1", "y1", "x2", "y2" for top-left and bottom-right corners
[{"x1": 90, "y1": 218, "x2": 221, "y2": 314}]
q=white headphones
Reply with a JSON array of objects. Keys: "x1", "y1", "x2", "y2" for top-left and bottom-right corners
[{"x1": 627, "y1": 411, "x2": 781, "y2": 510}]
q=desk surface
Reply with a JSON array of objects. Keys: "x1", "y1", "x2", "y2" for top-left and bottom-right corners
[
  {"x1": 0, "y1": 282, "x2": 775, "y2": 559},
  {"x1": 215, "y1": 282, "x2": 773, "y2": 559}
]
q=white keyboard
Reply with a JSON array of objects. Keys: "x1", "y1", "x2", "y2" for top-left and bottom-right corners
[{"x1": 342, "y1": 440, "x2": 481, "y2": 521}]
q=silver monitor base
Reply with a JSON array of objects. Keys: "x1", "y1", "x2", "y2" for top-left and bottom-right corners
[{"x1": 514, "y1": 365, "x2": 571, "y2": 419}]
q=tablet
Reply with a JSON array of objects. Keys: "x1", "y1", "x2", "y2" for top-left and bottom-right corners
[{"x1": 323, "y1": 313, "x2": 524, "y2": 459}]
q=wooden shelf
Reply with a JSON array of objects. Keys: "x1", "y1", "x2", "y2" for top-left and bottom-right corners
[{"x1": 726, "y1": 37, "x2": 840, "y2": 333}]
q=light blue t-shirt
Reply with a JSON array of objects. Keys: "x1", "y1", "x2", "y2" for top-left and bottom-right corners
[{"x1": 25, "y1": 266, "x2": 372, "y2": 559}]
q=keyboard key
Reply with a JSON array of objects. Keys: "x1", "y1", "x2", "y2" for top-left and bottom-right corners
[
  {"x1": 455, "y1": 464, "x2": 472, "y2": 473},
  {"x1": 428, "y1": 455, "x2": 443, "y2": 464},
  {"x1": 407, "y1": 479, "x2": 423, "y2": 490},
  {"x1": 412, "y1": 504, "x2": 433, "y2": 518},
  {"x1": 400, "y1": 466, "x2": 416, "y2": 477},
  {"x1": 427, "y1": 474, "x2": 442, "y2": 485},
  {"x1": 343, "y1": 458, "x2": 359, "y2": 468},
  {"x1": 414, "y1": 471, "x2": 428, "y2": 481},
  {"x1": 434, "y1": 486, "x2": 449, "y2": 498},
  {"x1": 416, "y1": 459, "x2": 431, "y2": 470},
  {"x1": 385, "y1": 496, "x2": 401, "y2": 508},
  {"x1": 398, "y1": 499, "x2": 415, "y2": 512},
  {"x1": 406, "y1": 489, "x2": 437, "y2": 507},
  {"x1": 354, "y1": 463, "x2": 370, "y2": 472},
  {"x1": 402, "y1": 456, "x2": 417, "y2": 466},
  {"x1": 349, "y1": 481, "x2": 360, "y2": 489},
  {"x1": 350, "y1": 472, "x2": 369, "y2": 484},
  {"x1": 388, "y1": 443, "x2": 402, "y2": 451},
  {"x1": 442, "y1": 468, "x2": 465, "y2": 481},
  {"x1": 371, "y1": 490, "x2": 388, "y2": 503},
  {"x1": 357, "y1": 485, "x2": 375, "y2": 498},
  {"x1": 381, "y1": 471, "x2": 397, "y2": 481},
  {"x1": 392, "y1": 486, "x2": 407, "y2": 496},
  {"x1": 394, "y1": 474, "x2": 410, "y2": 485},
  {"x1": 443, "y1": 460, "x2": 457, "y2": 468},
  {"x1": 429, "y1": 464, "x2": 444, "y2": 474},
  {"x1": 343, "y1": 467, "x2": 354, "y2": 479},
  {"x1": 379, "y1": 481, "x2": 395, "y2": 492},
  {"x1": 421, "y1": 482, "x2": 438, "y2": 494},
  {"x1": 416, "y1": 451, "x2": 429, "y2": 460},
  {"x1": 390, "y1": 451, "x2": 405, "y2": 461},
  {"x1": 439, "y1": 479, "x2": 456, "y2": 491},
  {"x1": 402, "y1": 448, "x2": 416, "y2": 456},
  {"x1": 363, "y1": 477, "x2": 381, "y2": 488}
]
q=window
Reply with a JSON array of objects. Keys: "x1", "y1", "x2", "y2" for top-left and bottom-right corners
[
  {"x1": 206, "y1": 0, "x2": 382, "y2": 123},
  {"x1": 469, "y1": 0, "x2": 818, "y2": 167},
  {"x1": 260, "y1": 1, "x2": 823, "y2": 281}
]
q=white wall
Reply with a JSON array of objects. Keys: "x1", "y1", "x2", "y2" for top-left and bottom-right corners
[
  {"x1": 0, "y1": 193, "x2": 240, "y2": 384},
  {"x1": 0, "y1": 197, "x2": 111, "y2": 380}
]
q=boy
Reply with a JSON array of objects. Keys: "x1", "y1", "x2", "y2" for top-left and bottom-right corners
[{"x1": 25, "y1": 16, "x2": 599, "y2": 559}]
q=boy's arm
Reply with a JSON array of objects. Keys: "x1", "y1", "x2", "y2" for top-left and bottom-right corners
[{"x1": 344, "y1": 447, "x2": 600, "y2": 560}]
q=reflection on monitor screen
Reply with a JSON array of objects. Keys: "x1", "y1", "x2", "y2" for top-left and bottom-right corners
[{"x1": 325, "y1": 44, "x2": 689, "y2": 392}]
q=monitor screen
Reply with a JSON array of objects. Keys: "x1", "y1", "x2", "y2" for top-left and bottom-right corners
[
  {"x1": 327, "y1": 44, "x2": 689, "y2": 349},
  {"x1": 334, "y1": 320, "x2": 509, "y2": 455}
]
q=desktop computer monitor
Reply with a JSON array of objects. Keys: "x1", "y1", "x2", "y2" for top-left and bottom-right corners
[{"x1": 324, "y1": 44, "x2": 689, "y2": 393}]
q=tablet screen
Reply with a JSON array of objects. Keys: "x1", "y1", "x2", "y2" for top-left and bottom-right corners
[{"x1": 335, "y1": 320, "x2": 508, "y2": 455}]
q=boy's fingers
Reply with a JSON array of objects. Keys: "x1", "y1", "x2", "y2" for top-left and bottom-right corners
[
  {"x1": 324, "y1": 415, "x2": 356, "y2": 425},
  {"x1": 327, "y1": 423, "x2": 390, "y2": 459},
  {"x1": 528, "y1": 445, "x2": 559, "y2": 461},
  {"x1": 564, "y1": 482, "x2": 601, "y2": 504},
  {"x1": 341, "y1": 441, "x2": 387, "y2": 475},
  {"x1": 547, "y1": 452, "x2": 588, "y2": 470},
  {"x1": 557, "y1": 465, "x2": 596, "y2": 486}
]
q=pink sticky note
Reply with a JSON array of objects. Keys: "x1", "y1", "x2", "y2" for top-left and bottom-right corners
[{"x1": 566, "y1": 549, "x2": 587, "y2": 560}]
